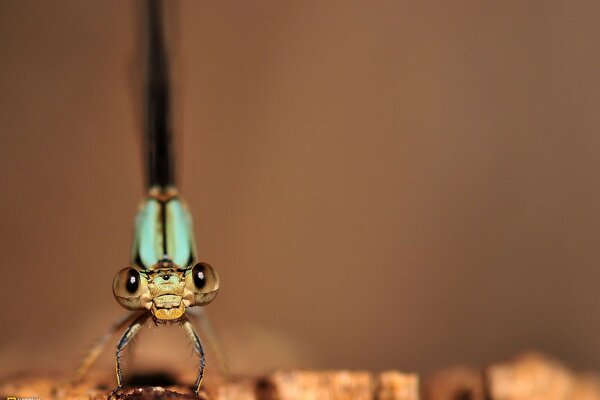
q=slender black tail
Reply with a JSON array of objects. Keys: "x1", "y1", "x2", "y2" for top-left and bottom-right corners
[{"x1": 145, "y1": 0, "x2": 175, "y2": 189}]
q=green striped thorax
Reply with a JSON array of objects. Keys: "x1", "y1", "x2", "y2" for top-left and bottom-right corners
[{"x1": 113, "y1": 187, "x2": 219, "y2": 321}]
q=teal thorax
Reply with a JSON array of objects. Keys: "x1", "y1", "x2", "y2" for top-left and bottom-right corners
[{"x1": 131, "y1": 188, "x2": 197, "y2": 270}]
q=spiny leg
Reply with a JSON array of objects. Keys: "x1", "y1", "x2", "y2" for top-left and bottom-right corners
[
  {"x1": 73, "y1": 311, "x2": 145, "y2": 384},
  {"x1": 181, "y1": 317, "x2": 205, "y2": 395},
  {"x1": 186, "y1": 307, "x2": 230, "y2": 374},
  {"x1": 112, "y1": 312, "x2": 149, "y2": 395}
]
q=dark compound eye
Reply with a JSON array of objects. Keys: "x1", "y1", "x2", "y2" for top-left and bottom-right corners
[
  {"x1": 192, "y1": 263, "x2": 207, "y2": 289},
  {"x1": 126, "y1": 269, "x2": 140, "y2": 293},
  {"x1": 185, "y1": 262, "x2": 219, "y2": 306}
]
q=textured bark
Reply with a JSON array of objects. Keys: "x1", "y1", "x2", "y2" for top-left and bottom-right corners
[
  {"x1": 486, "y1": 353, "x2": 600, "y2": 400},
  {"x1": 1, "y1": 353, "x2": 599, "y2": 400},
  {"x1": 424, "y1": 352, "x2": 600, "y2": 400},
  {"x1": 424, "y1": 367, "x2": 485, "y2": 400},
  {"x1": 376, "y1": 371, "x2": 419, "y2": 400}
]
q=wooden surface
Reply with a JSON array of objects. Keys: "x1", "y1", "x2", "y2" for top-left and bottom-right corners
[{"x1": 0, "y1": 353, "x2": 597, "y2": 400}]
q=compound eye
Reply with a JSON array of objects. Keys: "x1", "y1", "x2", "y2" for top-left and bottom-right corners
[
  {"x1": 186, "y1": 262, "x2": 219, "y2": 306},
  {"x1": 126, "y1": 269, "x2": 140, "y2": 293},
  {"x1": 113, "y1": 267, "x2": 149, "y2": 310}
]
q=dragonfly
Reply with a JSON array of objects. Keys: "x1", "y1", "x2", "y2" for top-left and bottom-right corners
[{"x1": 73, "y1": 0, "x2": 220, "y2": 396}]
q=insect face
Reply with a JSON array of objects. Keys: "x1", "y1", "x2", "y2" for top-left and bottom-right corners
[{"x1": 112, "y1": 262, "x2": 219, "y2": 322}]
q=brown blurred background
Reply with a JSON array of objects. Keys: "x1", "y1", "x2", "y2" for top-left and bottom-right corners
[{"x1": 1, "y1": 0, "x2": 600, "y2": 379}]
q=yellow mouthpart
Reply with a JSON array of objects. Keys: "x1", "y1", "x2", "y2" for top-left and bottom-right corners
[{"x1": 152, "y1": 302, "x2": 185, "y2": 320}]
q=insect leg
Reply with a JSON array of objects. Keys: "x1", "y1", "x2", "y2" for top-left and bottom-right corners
[
  {"x1": 181, "y1": 316, "x2": 205, "y2": 394},
  {"x1": 186, "y1": 307, "x2": 230, "y2": 374},
  {"x1": 113, "y1": 312, "x2": 150, "y2": 394},
  {"x1": 73, "y1": 311, "x2": 145, "y2": 384}
]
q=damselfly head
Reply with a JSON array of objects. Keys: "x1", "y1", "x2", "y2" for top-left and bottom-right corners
[{"x1": 112, "y1": 262, "x2": 219, "y2": 322}]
